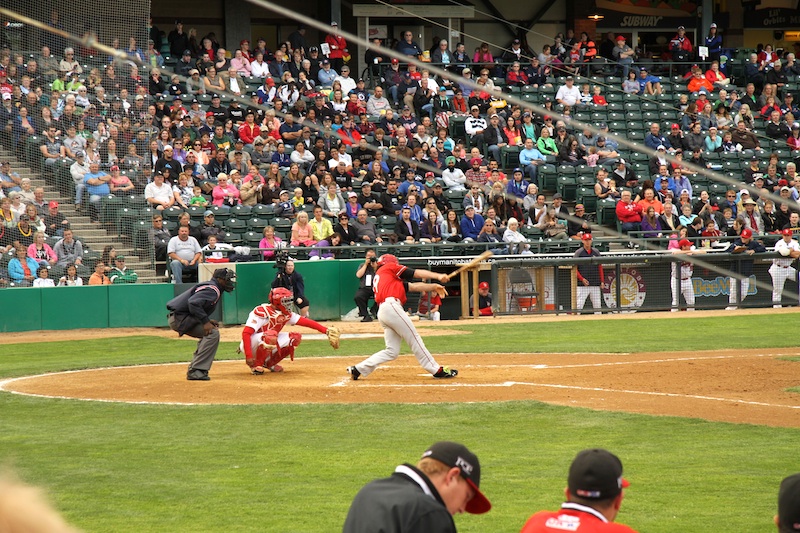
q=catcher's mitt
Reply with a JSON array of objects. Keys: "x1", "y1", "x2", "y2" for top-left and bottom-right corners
[
  {"x1": 327, "y1": 326, "x2": 341, "y2": 349},
  {"x1": 433, "y1": 284, "x2": 448, "y2": 298}
]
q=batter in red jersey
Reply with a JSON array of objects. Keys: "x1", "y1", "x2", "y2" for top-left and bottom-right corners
[
  {"x1": 346, "y1": 254, "x2": 457, "y2": 380},
  {"x1": 520, "y1": 449, "x2": 638, "y2": 533},
  {"x1": 240, "y1": 287, "x2": 336, "y2": 374}
]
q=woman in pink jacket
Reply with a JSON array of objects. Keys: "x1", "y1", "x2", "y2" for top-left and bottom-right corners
[
  {"x1": 211, "y1": 173, "x2": 240, "y2": 207},
  {"x1": 28, "y1": 231, "x2": 57, "y2": 266}
]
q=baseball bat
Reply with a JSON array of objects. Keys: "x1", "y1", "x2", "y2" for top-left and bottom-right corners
[{"x1": 445, "y1": 251, "x2": 494, "y2": 281}]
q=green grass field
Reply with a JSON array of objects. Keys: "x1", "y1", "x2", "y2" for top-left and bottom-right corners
[{"x1": 1, "y1": 315, "x2": 799, "y2": 532}]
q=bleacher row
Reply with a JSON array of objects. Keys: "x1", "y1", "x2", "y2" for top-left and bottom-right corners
[{"x1": 13, "y1": 56, "x2": 800, "y2": 280}]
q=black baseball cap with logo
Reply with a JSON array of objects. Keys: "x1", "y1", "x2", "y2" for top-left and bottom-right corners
[
  {"x1": 779, "y1": 473, "x2": 800, "y2": 531},
  {"x1": 421, "y1": 441, "x2": 491, "y2": 514},
  {"x1": 568, "y1": 448, "x2": 630, "y2": 500}
]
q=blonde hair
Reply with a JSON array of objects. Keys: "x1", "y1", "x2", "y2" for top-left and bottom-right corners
[
  {"x1": 0, "y1": 472, "x2": 80, "y2": 533},
  {"x1": 417, "y1": 457, "x2": 450, "y2": 477}
]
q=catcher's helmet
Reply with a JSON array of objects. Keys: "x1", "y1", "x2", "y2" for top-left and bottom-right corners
[
  {"x1": 376, "y1": 254, "x2": 398, "y2": 269},
  {"x1": 213, "y1": 268, "x2": 236, "y2": 292},
  {"x1": 269, "y1": 287, "x2": 294, "y2": 309}
]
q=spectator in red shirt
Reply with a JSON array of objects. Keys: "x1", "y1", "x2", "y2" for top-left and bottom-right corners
[
  {"x1": 238, "y1": 112, "x2": 261, "y2": 147},
  {"x1": 616, "y1": 190, "x2": 643, "y2": 245},
  {"x1": 505, "y1": 62, "x2": 529, "y2": 87}
]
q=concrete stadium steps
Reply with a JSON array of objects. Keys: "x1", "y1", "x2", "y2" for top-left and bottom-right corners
[{"x1": 1, "y1": 149, "x2": 161, "y2": 284}]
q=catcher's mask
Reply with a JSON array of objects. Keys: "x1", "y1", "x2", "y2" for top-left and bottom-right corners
[
  {"x1": 213, "y1": 268, "x2": 237, "y2": 292},
  {"x1": 269, "y1": 287, "x2": 294, "y2": 309}
]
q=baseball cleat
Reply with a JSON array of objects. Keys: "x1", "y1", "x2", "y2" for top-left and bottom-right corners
[
  {"x1": 187, "y1": 369, "x2": 210, "y2": 381},
  {"x1": 269, "y1": 364, "x2": 284, "y2": 373},
  {"x1": 251, "y1": 366, "x2": 266, "y2": 375},
  {"x1": 433, "y1": 366, "x2": 458, "y2": 378},
  {"x1": 347, "y1": 366, "x2": 361, "y2": 380}
]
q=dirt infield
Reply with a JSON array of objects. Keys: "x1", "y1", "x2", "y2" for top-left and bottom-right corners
[{"x1": 2, "y1": 348, "x2": 799, "y2": 428}]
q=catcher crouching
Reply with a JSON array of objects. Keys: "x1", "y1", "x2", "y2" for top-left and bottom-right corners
[{"x1": 240, "y1": 287, "x2": 340, "y2": 374}]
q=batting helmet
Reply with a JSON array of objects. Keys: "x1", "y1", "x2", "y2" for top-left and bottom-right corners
[
  {"x1": 269, "y1": 287, "x2": 294, "y2": 310},
  {"x1": 376, "y1": 254, "x2": 398, "y2": 269}
]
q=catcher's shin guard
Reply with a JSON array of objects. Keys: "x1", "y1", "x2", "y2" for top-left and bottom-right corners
[
  {"x1": 265, "y1": 332, "x2": 302, "y2": 367},
  {"x1": 251, "y1": 330, "x2": 279, "y2": 368}
]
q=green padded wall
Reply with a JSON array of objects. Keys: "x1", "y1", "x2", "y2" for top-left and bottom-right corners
[
  {"x1": 41, "y1": 286, "x2": 109, "y2": 330},
  {"x1": 0, "y1": 260, "x2": 372, "y2": 332},
  {"x1": 228, "y1": 260, "x2": 363, "y2": 322},
  {"x1": 0, "y1": 287, "x2": 43, "y2": 332},
  {"x1": 109, "y1": 284, "x2": 174, "y2": 327},
  {"x1": 338, "y1": 260, "x2": 363, "y2": 315}
]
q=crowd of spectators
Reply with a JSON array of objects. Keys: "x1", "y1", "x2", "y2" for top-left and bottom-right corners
[{"x1": 2, "y1": 21, "x2": 800, "y2": 286}]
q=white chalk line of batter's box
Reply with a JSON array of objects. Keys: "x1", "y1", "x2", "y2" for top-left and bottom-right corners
[
  {"x1": 466, "y1": 352, "x2": 799, "y2": 369},
  {"x1": 349, "y1": 381, "x2": 800, "y2": 410},
  {"x1": 361, "y1": 352, "x2": 798, "y2": 372}
]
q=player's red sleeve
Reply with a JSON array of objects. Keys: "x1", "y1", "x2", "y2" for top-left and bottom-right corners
[
  {"x1": 296, "y1": 316, "x2": 328, "y2": 334},
  {"x1": 576, "y1": 271, "x2": 586, "y2": 283},
  {"x1": 599, "y1": 265, "x2": 605, "y2": 284},
  {"x1": 242, "y1": 326, "x2": 255, "y2": 358}
]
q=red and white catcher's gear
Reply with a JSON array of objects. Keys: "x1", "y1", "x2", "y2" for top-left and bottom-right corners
[
  {"x1": 240, "y1": 301, "x2": 328, "y2": 371},
  {"x1": 249, "y1": 329, "x2": 279, "y2": 368},
  {"x1": 268, "y1": 287, "x2": 294, "y2": 312},
  {"x1": 264, "y1": 331, "x2": 302, "y2": 368}
]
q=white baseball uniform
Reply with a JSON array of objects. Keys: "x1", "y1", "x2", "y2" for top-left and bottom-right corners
[
  {"x1": 671, "y1": 257, "x2": 695, "y2": 311},
  {"x1": 769, "y1": 238, "x2": 800, "y2": 307},
  {"x1": 351, "y1": 262, "x2": 441, "y2": 378}
]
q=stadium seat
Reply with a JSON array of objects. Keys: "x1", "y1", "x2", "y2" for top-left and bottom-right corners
[
  {"x1": 252, "y1": 204, "x2": 276, "y2": 217},
  {"x1": 272, "y1": 217, "x2": 293, "y2": 233},
  {"x1": 378, "y1": 215, "x2": 397, "y2": 229},
  {"x1": 501, "y1": 146, "x2": 520, "y2": 170},
  {"x1": 230, "y1": 204, "x2": 252, "y2": 217},
  {"x1": 243, "y1": 231, "x2": 263, "y2": 247},
  {"x1": 247, "y1": 217, "x2": 269, "y2": 232},
  {"x1": 224, "y1": 218, "x2": 247, "y2": 232},
  {"x1": 557, "y1": 175, "x2": 578, "y2": 201},
  {"x1": 163, "y1": 206, "x2": 184, "y2": 220},
  {"x1": 539, "y1": 164, "x2": 558, "y2": 191},
  {"x1": 187, "y1": 205, "x2": 206, "y2": 218},
  {"x1": 576, "y1": 186, "x2": 598, "y2": 213}
]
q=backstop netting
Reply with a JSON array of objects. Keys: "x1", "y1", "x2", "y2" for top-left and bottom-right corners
[
  {"x1": 4, "y1": 0, "x2": 150, "y2": 59},
  {"x1": 1, "y1": 1, "x2": 152, "y2": 281}
]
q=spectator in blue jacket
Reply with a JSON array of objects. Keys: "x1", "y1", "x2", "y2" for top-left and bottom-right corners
[
  {"x1": 8, "y1": 246, "x2": 39, "y2": 286},
  {"x1": 507, "y1": 168, "x2": 530, "y2": 199},
  {"x1": 644, "y1": 123, "x2": 672, "y2": 152},
  {"x1": 460, "y1": 205, "x2": 485, "y2": 242},
  {"x1": 519, "y1": 138, "x2": 546, "y2": 185}
]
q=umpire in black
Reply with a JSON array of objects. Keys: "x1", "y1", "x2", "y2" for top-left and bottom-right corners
[
  {"x1": 354, "y1": 248, "x2": 378, "y2": 322},
  {"x1": 343, "y1": 441, "x2": 491, "y2": 532},
  {"x1": 166, "y1": 268, "x2": 236, "y2": 381}
]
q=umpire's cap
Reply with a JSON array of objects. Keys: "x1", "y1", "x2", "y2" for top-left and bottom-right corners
[
  {"x1": 213, "y1": 268, "x2": 236, "y2": 292},
  {"x1": 779, "y1": 473, "x2": 800, "y2": 531},
  {"x1": 568, "y1": 449, "x2": 629, "y2": 500},
  {"x1": 422, "y1": 441, "x2": 491, "y2": 514}
]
